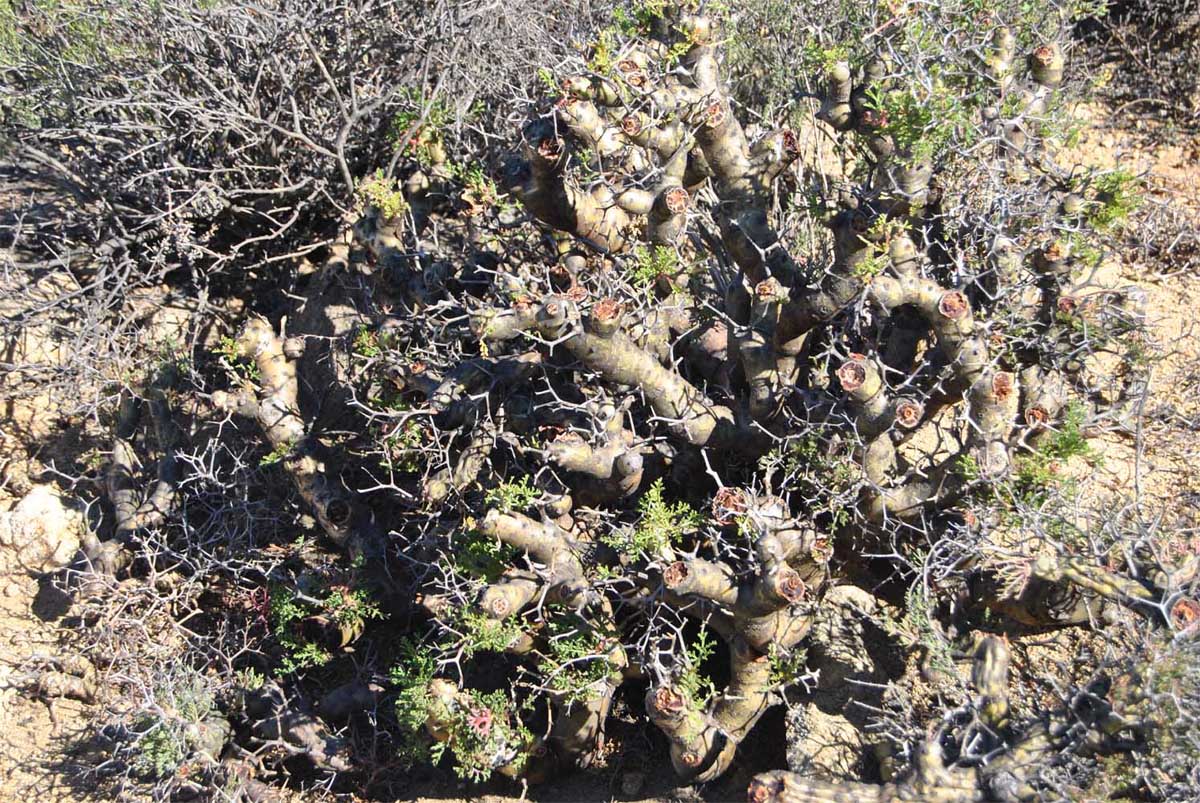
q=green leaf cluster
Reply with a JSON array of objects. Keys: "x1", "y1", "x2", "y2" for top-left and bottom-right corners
[
  {"x1": 540, "y1": 616, "x2": 616, "y2": 702},
  {"x1": 1011, "y1": 401, "x2": 1101, "y2": 503},
  {"x1": 864, "y1": 81, "x2": 975, "y2": 164},
  {"x1": 602, "y1": 479, "x2": 702, "y2": 556},
  {"x1": 613, "y1": 0, "x2": 668, "y2": 36},
  {"x1": 259, "y1": 439, "x2": 295, "y2": 468},
  {"x1": 1086, "y1": 169, "x2": 1141, "y2": 230},
  {"x1": 131, "y1": 670, "x2": 217, "y2": 779},
  {"x1": 324, "y1": 586, "x2": 384, "y2": 629},
  {"x1": 902, "y1": 584, "x2": 954, "y2": 676},
  {"x1": 456, "y1": 527, "x2": 518, "y2": 583},
  {"x1": 268, "y1": 583, "x2": 384, "y2": 673},
  {"x1": 457, "y1": 609, "x2": 526, "y2": 658},
  {"x1": 357, "y1": 170, "x2": 409, "y2": 219},
  {"x1": 269, "y1": 587, "x2": 332, "y2": 673},
  {"x1": 437, "y1": 688, "x2": 534, "y2": 782},
  {"x1": 385, "y1": 419, "x2": 425, "y2": 472},
  {"x1": 768, "y1": 643, "x2": 809, "y2": 687},
  {"x1": 676, "y1": 626, "x2": 718, "y2": 708},
  {"x1": 390, "y1": 638, "x2": 438, "y2": 767},
  {"x1": 133, "y1": 721, "x2": 186, "y2": 779},
  {"x1": 388, "y1": 88, "x2": 452, "y2": 164},
  {"x1": 629, "y1": 245, "x2": 679, "y2": 291},
  {"x1": 485, "y1": 476, "x2": 539, "y2": 513},
  {"x1": 214, "y1": 334, "x2": 260, "y2": 382},
  {"x1": 799, "y1": 41, "x2": 849, "y2": 74}
]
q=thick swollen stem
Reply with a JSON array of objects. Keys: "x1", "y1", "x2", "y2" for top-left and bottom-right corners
[
  {"x1": 353, "y1": 209, "x2": 455, "y2": 308},
  {"x1": 833, "y1": 209, "x2": 875, "y2": 273},
  {"x1": 868, "y1": 277, "x2": 987, "y2": 376},
  {"x1": 546, "y1": 430, "x2": 636, "y2": 480},
  {"x1": 738, "y1": 564, "x2": 808, "y2": 617},
  {"x1": 1028, "y1": 42, "x2": 1065, "y2": 89},
  {"x1": 233, "y1": 319, "x2": 376, "y2": 556},
  {"x1": 558, "y1": 97, "x2": 625, "y2": 158},
  {"x1": 724, "y1": 491, "x2": 807, "y2": 562},
  {"x1": 739, "y1": 327, "x2": 782, "y2": 421},
  {"x1": 752, "y1": 739, "x2": 992, "y2": 802},
  {"x1": 138, "y1": 391, "x2": 181, "y2": 522},
  {"x1": 424, "y1": 420, "x2": 496, "y2": 503},
  {"x1": 973, "y1": 635, "x2": 1011, "y2": 729},
  {"x1": 622, "y1": 112, "x2": 686, "y2": 158},
  {"x1": 662, "y1": 558, "x2": 738, "y2": 607},
  {"x1": 107, "y1": 404, "x2": 142, "y2": 541},
  {"x1": 750, "y1": 129, "x2": 801, "y2": 188},
  {"x1": 616, "y1": 186, "x2": 655, "y2": 215},
  {"x1": 560, "y1": 74, "x2": 622, "y2": 106},
  {"x1": 863, "y1": 370, "x2": 1017, "y2": 520},
  {"x1": 677, "y1": 316, "x2": 730, "y2": 383},
  {"x1": 549, "y1": 682, "x2": 618, "y2": 766},
  {"x1": 107, "y1": 381, "x2": 181, "y2": 547},
  {"x1": 536, "y1": 297, "x2": 741, "y2": 449},
  {"x1": 763, "y1": 294, "x2": 807, "y2": 387},
  {"x1": 722, "y1": 208, "x2": 802, "y2": 286},
  {"x1": 480, "y1": 571, "x2": 541, "y2": 620},
  {"x1": 647, "y1": 143, "x2": 691, "y2": 245},
  {"x1": 985, "y1": 26, "x2": 1016, "y2": 87},
  {"x1": 889, "y1": 233, "x2": 921, "y2": 277},
  {"x1": 630, "y1": 303, "x2": 687, "y2": 364},
  {"x1": 479, "y1": 508, "x2": 584, "y2": 582},
  {"x1": 756, "y1": 525, "x2": 827, "y2": 576},
  {"x1": 739, "y1": 606, "x2": 812, "y2": 654},
  {"x1": 681, "y1": 62, "x2": 801, "y2": 286},
  {"x1": 837, "y1": 353, "x2": 891, "y2": 438},
  {"x1": 647, "y1": 636, "x2": 779, "y2": 782},
  {"x1": 471, "y1": 299, "x2": 540, "y2": 342},
  {"x1": 748, "y1": 772, "x2": 902, "y2": 803},
  {"x1": 390, "y1": 361, "x2": 440, "y2": 398},
  {"x1": 507, "y1": 121, "x2": 635, "y2": 253},
  {"x1": 427, "y1": 351, "x2": 542, "y2": 423},
  {"x1": 852, "y1": 59, "x2": 889, "y2": 153},
  {"x1": 1032, "y1": 554, "x2": 1156, "y2": 607},
  {"x1": 682, "y1": 33, "x2": 721, "y2": 95},
  {"x1": 991, "y1": 235, "x2": 1024, "y2": 285},
  {"x1": 546, "y1": 425, "x2": 645, "y2": 500},
  {"x1": 649, "y1": 185, "x2": 690, "y2": 245},
  {"x1": 547, "y1": 638, "x2": 628, "y2": 765},
  {"x1": 1020, "y1": 365, "x2": 1068, "y2": 431},
  {"x1": 645, "y1": 685, "x2": 730, "y2": 778},
  {"x1": 662, "y1": 589, "x2": 739, "y2": 643},
  {"x1": 244, "y1": 681, "x2": 351, "y2": 772},
  {"x1": 750, "y1": 751, "x2": 979, "y2": 802},
  {"x1": 695, "y1": 99, "x2": 754, "y2": 201},
  {"x1": 711, "y1": 637, "x2": 776, "y2": 741},
  {"x1": 751, "y1": 705, "x2": 1087, "y2": 802},
  {"x1": 969, "y1": 369, "x2": 1022, "y2": 478},
  {"x1": 983, "y1": 566, "x2": 1114, "y2": 629},
  {"x1": 817, "y1": 62, "x2": 854, "y2": 131},
  {"x1": 236, "y1": 318, "x2": 306, "y2": 445},
  {"x1": 774, "y1": 265, "x2": 868, "y2": 341},
  {"x1": 738, "y1": 277, "x2": 794, "y2": 418},
  {"x1": 978, "y1": 722, "x2": 1060, "y2": 801},
  {"x1": 990, "y1": 44, "x2": 1065, "y2": 182},
  {"x1": 664, "y1": 556, "x2": 813, "y2": 653}
]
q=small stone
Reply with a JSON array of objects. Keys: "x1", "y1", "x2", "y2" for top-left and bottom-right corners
[
  {"x1": 786, "y1": 703, "x2": 865, "y2": 780},
  {"x1": 621, "y1": 770, "x2": 646, "y2": 797},
  {"x1": 0, "y1": 485, "x2": 85, "y2": 574}
]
